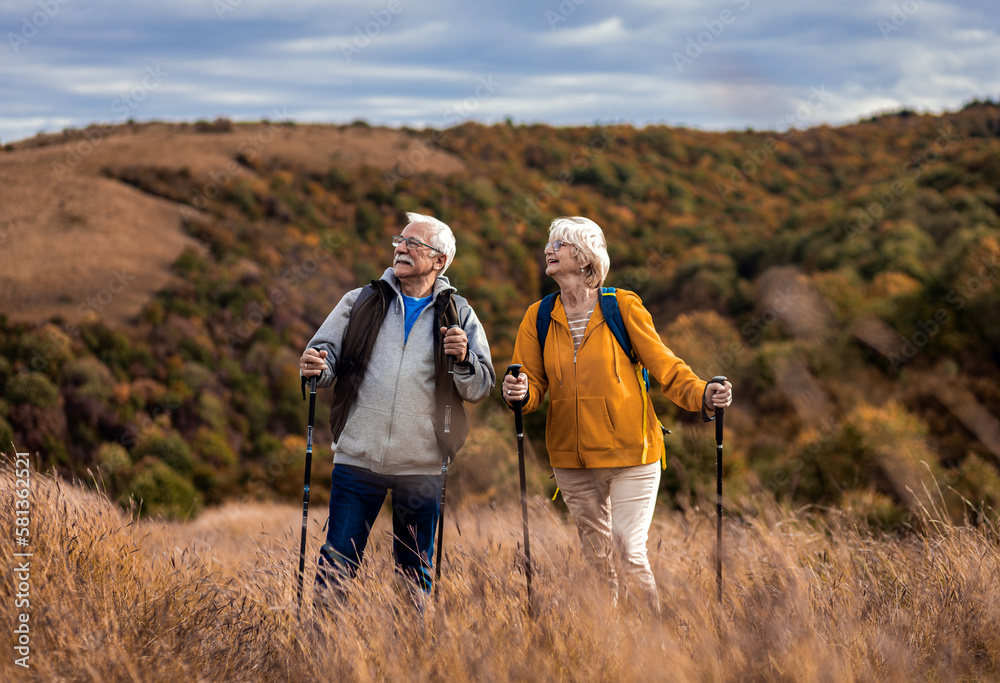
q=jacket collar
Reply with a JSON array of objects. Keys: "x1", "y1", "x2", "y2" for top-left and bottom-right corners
[{"x1": 380, "y1": 267, "x2": 455, "y2": 299}]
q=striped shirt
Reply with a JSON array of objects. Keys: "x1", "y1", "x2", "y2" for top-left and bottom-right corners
[{"x1": 567, "y1": 302, "x2": 596, "y2": 352}]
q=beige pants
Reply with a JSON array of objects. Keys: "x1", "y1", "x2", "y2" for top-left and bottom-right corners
[{"x1": 554, "y1": 462, "x2": 661, "y2": 609}]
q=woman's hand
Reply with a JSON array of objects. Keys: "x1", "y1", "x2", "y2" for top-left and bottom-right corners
[
  {"x1": 705, "y1": 380, "x2": 733, "y2": 409},
  {"x1": 502, "y1": 372, "x2": 528, "y2": 402}
]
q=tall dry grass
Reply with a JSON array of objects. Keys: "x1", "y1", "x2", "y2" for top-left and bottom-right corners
[{"x1": 3, "y1": 464, "x2": 1000, "y2": 682}]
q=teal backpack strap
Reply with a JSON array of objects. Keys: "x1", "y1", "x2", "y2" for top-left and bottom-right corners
[{"x1": 535, "y1": 293, "x2": 558, "y2": 353}]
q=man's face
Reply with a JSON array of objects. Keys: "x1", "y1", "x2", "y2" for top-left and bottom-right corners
[{"x1": 392, "y1": 222, "x2": 445, "y2": 281}]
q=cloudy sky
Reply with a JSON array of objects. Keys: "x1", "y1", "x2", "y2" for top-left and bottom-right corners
[{"x1": 1, "y1": 0, "x2": 998, "y2": 144}]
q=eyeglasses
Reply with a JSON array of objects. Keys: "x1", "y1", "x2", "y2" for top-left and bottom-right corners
[
  {"x1": 545, "y1": 239, "x2": 574, "y2": 252},
  {"x1": 391, "y1": 235, "x2": 442, "y2": 253}
]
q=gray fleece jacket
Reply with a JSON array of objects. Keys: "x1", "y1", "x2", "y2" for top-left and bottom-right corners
[{"x1": 305, "y1": 268, "x2": 495, "y2": 476}]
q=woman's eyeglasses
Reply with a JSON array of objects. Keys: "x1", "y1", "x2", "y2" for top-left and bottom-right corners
[{"x1": 545, "y1": 239, "x2": 574, "y2": 252}]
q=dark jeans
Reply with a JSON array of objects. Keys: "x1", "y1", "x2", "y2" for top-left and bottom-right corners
[{"x1": 316, "y1": 464, "x2": 442, "y2": 597}]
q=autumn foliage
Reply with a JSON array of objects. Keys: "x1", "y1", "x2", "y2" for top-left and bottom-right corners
[{"x1": 1, "y1": 102, "x2": 1000, "y2": 523}]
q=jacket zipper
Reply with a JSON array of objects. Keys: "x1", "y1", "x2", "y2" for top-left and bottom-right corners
[
  {"x1": 572, "y1": 321, "x2": 601, "y2": 469},
  {"x1": 383, "y1": 340, "x2": 407, "y2": 470},
  {"x1": 383, "y1": 294, "x2": 437, "y2": 469},
  {"x1": 573, "y1": 345, "x2": 584, "y2": 468},
  {"x1": 383, "y1": 294, "x2": 407, "y2": 469}
]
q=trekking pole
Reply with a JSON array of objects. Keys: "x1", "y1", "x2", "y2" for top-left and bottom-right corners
[
  {"x1": 507, "y1": 364, "x2": 533, "y2": 617},
  {"x1": 702, "y1": 375, "x2": 727, "y2": 605},
  {"x1": 435, "y1": 325, "x2": 459, "y2": 594},
  {"x1": 297, "y1": 371, "x2": 318, "y2": 614}
]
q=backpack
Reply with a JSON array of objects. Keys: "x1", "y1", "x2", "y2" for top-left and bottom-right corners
[
  {"x1": 536, "y1": 287, "x2": 649, "y2": 390},
  {"x1": 431, "y1": 290, "x2": 471, "y2": 461},
  {"x1": 535, "y1": 287, "x2": 668, "y2": 466},
  {"x1": 328, "y1": 280, "x2": 470, "y2": 461}
]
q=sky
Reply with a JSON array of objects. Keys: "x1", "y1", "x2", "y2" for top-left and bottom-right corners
[{"x1": 1, "y1": 0, "x2": 998, "y2": 144}]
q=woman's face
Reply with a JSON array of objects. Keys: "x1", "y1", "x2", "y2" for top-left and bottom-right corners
[{"x1": 544, "y1": 237, "x2": 585, "y2": 279}]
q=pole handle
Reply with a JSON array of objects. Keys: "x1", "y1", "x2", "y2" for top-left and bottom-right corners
[
  {"x1": 710, "y1": 375, "x2": 726, "y2": 440},
  {"x1": 701, "y1": 375, "x2": 728, "y2": 423},
  {"x1": 446, "y1": 325, "x2": 460, "y2": 374},
  {"x1": 507, "y1": 364, "x2": 524, "y2": 433},
  {"x1": 302, "y1": 346, "x2": 324, "y2": 400},
  {"x1": 443, "y1": 326, "x2": 460, "y2": 434}
]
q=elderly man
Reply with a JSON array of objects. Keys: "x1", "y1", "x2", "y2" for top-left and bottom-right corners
[{"x1": 300, "y1": 212, "x2": 495, "y2": 601}]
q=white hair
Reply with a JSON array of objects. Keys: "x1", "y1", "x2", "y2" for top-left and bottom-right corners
[
  {"x1": 405, "y1": 211, "x2": 456, "y2": 274},
  {"x1": 548, "y1": 216, "x2": 610, "y2": 288}
]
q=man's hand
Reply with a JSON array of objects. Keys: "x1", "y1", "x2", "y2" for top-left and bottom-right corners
[
  {"x1": 300, "y1": 348, "x2": 328, "y2": 377},
  {"x1": 441, "y1": 326, "x2": 468, "y2": 362}
]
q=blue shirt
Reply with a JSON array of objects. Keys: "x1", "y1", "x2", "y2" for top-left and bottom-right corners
[{"x1": 401, "y1": 294, "x2": 433, "y2": 344}]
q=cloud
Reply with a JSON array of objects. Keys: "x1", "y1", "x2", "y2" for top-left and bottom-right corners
[
  {"x1": 0, "y1": 0, "x2": 997, "y2": 143},
  {"x1": 545, "y1": 17, "x2": 631, "y2": 46}
]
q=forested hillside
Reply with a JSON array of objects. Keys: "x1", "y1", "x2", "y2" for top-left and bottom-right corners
[{"x1": 2, "y1": 102, "x2": 999, "y2": 524}]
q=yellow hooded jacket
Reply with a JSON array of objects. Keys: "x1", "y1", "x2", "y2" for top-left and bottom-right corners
[{"x1": 509, "y1": 290, "x2": 708, "y2": 469}]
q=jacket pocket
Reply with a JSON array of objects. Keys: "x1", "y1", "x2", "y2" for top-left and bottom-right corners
[
  {"x1": 578, "y1": 396, "x2": 615, "y2": 448},
  {"x1": 385, "y1": 406, "x2": 440, "y2": 470},
  {"x1": 547, "y1": 396, "x2": 616, "y2": 455},
  {"x1": 335, "y1": 404, "x2": 391, "y2": 462},
  {"x1": 546, "y1": 397, "x2": 577, "y2": 454},
  {"x1": 604, "y1": 391, "x2": 645, "y2": 450}
]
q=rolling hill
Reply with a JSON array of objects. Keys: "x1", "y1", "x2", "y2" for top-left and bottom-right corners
[{"x1": 1, "y1": 103, "x2": 999, "y2": 524}]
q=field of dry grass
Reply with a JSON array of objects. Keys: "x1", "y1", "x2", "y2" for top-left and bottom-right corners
[{"x1": 3, "y1": 462, "x2": 1000, "y2": 682}]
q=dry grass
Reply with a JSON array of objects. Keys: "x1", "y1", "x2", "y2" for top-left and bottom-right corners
[{"x1": 3, "y1": 465, "x2": 1000, "y2": 682}]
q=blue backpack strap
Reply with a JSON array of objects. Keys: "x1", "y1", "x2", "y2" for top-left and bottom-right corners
[
  {"x1": 602, "y1": 287, "x2": 658, "y2": 464},
  {"x1": 536, "y1": 288, "x2": 651, "y2": 390},
  {"x1": 535, "y1": 292, "x2": 558, "y2": 353},
  {"x1": 599, "y1": 288, "x2": 635, "y2": 362},
  {"x1": 600, "y1": 287, "x2": 650, "y2": 390}
]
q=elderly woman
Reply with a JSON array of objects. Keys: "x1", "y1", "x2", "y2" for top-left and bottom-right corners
[{"x1": 502, "y1": 216, "x2": 732, "y2": 611}]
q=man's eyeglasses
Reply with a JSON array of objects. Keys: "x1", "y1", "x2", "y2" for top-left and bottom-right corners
[
  {"x1": 545, "y1": 239, "x2": 574, "y2": 252},
  {"x1": 391, "y1": 235, "x2": 443, "y2": 253}
]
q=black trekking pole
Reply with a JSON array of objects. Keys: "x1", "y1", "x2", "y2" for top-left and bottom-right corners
[
  {"x1": 435, "y1": 325, "x2": 459, "y2": 595},
  {"x1": 507, "y1": 364, "x2": 533, "y2": 617},
  {"x1": 297, "y1": 371, "x2": 318, "y2": 614},
  {"x1": 702, "y1": 375, "x2": 727, "y2": 605}
]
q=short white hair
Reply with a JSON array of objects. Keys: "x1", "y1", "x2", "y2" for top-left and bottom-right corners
[
  {"x1": 548, "y1": 216, "x2": 610, "y2": 288},
  {"x1": 405, "y1": 211, "x2": 456, "y2": 274}
]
